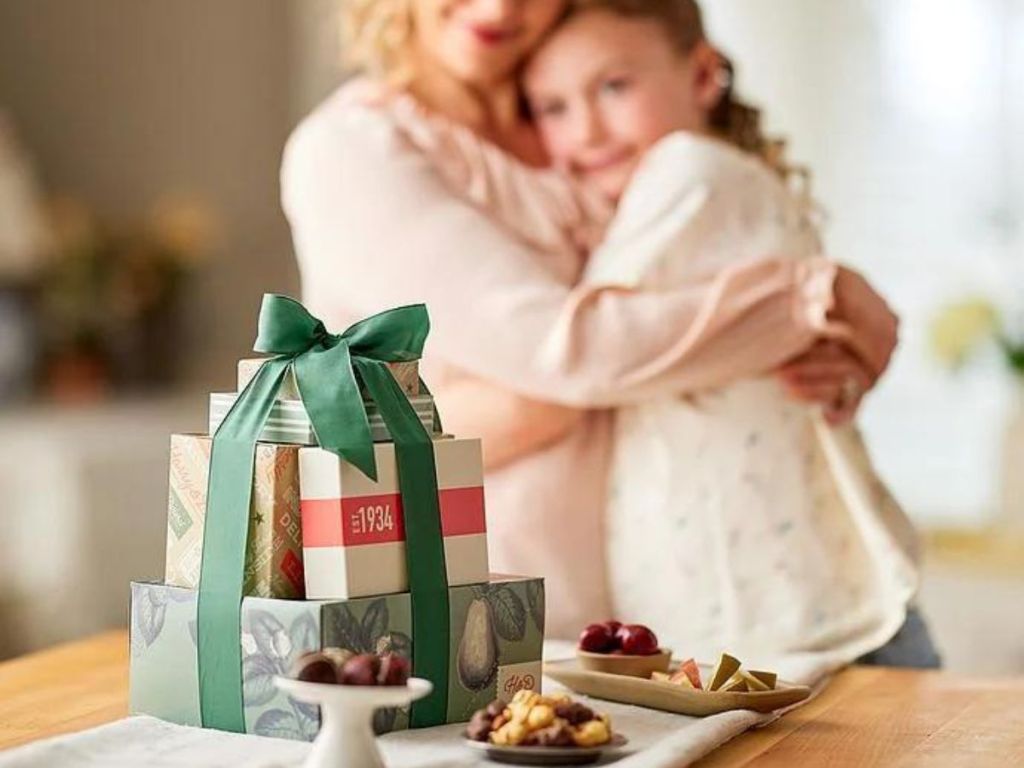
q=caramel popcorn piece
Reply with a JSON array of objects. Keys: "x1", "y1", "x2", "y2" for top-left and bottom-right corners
[
  {"x1": 508, "y1": 703, "x2": 531, "y2": 724},
  {"x1": 511, "y1": 690, "x2": 539, "y2": 706},
  {"x1": 572, "y1": 719, "x2": 611, "y2": 747},
  {"x1": 492, "y1": 720, "x2": 528, "y2": 746},
  {"x1": 527, "y1": 704, "x2": 555, "y2": 730}
]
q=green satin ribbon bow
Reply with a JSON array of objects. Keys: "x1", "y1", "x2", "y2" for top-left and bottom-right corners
[{"x1": 197, "y1": 294, "x2": 451, "y2": 732}]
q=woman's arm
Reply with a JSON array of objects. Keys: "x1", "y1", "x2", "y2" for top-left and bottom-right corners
[
  {"x1": 282, "y1": 104, "x2": 878, "y2": 407},
  {"x1": 388, "y1": 96, "x2": 611, "y2": 258},
  {"x1": 434, "y1": 377, "x2": 582, "y2": 471}
]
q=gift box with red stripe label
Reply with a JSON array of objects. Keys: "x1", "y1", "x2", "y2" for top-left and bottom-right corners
[{"x1": 299, "y1": 437, "x2": 490, "y2": 599}]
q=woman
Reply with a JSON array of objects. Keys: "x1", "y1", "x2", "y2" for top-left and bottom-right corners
[{"x1": 281, "y1": 0, "x2": 898, "y2": 639}]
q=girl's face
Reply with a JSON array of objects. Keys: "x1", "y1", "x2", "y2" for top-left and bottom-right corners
[
  {"x1": 412, "y1": 0, "x2": 567, "y2": 87},
  {"x1": 524, "y1": 9, "x2": 721, "y2": 201}
]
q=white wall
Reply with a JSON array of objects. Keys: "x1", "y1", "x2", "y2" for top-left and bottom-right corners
[{"x1": 702, "y1": 0, "x2": 1024, "y2": 524}]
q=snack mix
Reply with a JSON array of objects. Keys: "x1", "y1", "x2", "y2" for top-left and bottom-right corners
[{"x1": 466, "y1": 690, "x2": 613, "y2": 748}]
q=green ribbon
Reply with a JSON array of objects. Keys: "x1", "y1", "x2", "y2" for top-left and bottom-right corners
[{"x1": 197, "y1": 294, "x2": 450, "y2": 731}]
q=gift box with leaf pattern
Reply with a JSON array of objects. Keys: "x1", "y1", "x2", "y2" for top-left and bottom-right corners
[{"x1": 129, "y1": 574, "x2": 545, "y2": 739}]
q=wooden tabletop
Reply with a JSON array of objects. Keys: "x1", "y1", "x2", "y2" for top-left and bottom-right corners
[
  {"x1": 2, "y1": 632, "x2": 1023, "y2": 765},
  {"x1": 0, "y1": 631, "x2": 128, "y2": 751}
]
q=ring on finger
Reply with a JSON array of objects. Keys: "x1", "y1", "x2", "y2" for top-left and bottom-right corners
[{"x1": 835, "y1": 375, "x2": 861, "y2": 410}]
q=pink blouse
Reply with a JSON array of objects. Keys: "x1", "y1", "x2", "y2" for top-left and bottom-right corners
[{"x1": 281, "y1": 83, "x2": 838, "y2": 638}]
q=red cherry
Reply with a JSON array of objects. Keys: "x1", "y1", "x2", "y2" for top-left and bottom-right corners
[
  {"x1": 603, "y1": 620, "x2": 622, "y2": 635},
  {"x1": 290, "y1": 652, "x2": 339, "y2": 684},
  {"x1": 378, "y1": 653, "x2": 411, "y2": 686},
  {"x1": 613, "y1": 625, "x2": 630, "y2": 651},
  {"x1": 339, "y1": 653, "x2": 381, "y2": 686},
  {"x1": 619, "y1": 624, "x2": 659, "y2": 656},
  {"x1": 578, "y1": 623, "x2": 615, "y2": 653}
]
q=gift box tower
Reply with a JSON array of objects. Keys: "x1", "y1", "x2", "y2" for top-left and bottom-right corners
[{"x1": 130, "y1": 295, "x2": 545, "y2": 740}]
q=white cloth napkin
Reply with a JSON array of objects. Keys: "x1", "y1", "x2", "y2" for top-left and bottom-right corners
[
  {"x1": 0, "y1": 709, "x2": 771, "y2": 768},
  {"x1": 0, "y1": 647, "x2": 834, "y2": 768}
]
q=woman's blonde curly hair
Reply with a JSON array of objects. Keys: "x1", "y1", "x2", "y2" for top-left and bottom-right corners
[{"x1": 340, "y1": 0, "x2": 416, "y2": 85}]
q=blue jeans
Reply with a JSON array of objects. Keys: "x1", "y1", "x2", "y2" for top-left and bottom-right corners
[{"x1": 856, "y1": 608, "x2": 942, "y2": 669}]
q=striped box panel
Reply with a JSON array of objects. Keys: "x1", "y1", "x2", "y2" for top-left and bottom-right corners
[
  {"x1": 237, "y1": 358, "x2": 421, "y2": 399},
  {"x1": 208, "y1": 393, "x2": 436, "y2": 447},
  {"x1": 299, "y1": 438, "x2": 489, "y2": 599}
]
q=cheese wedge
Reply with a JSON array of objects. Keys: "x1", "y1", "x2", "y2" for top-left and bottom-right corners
[
  {"x1": 721, "y1": 674, "x2": 749, "y2": 692},
  {"x1": 650, "y1": 671, "x2": 672, "y2": 683},
  {"x1": 739, "y1": 671, "x2": 771, "y2": 692},
  {"x1": 708, "y1": 653, "x2": 742, "y2": 691},
  {"x1": 748, "y1": 670, "x2": 778, "y2": 690}
]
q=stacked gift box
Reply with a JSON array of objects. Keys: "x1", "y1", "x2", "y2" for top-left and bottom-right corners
[{"x1": 130, "y1": 297, "x2": 545, "y2": 740}]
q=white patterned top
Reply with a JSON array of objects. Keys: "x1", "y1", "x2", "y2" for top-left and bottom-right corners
[{"x1": 591, "y1": 133, "x2": 919, "y2": 665}]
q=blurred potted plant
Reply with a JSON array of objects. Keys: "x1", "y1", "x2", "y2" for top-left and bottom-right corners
[
  {"x1": 0, "y1": 113, "x2": 50, "y2": 404},
  {"x1": 931, "y1": 298, "x2": 1024, "y2": 526},
  {"x1": 39, "y1": 194, "x2": 217, "y2": 402}
]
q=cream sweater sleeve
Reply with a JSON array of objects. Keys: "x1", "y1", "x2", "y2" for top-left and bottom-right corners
[{"x1": 281, "y1": 95, "x2": 836, "y2": 408}]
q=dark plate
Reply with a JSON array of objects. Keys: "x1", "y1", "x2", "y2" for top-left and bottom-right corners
[{"x1": 463, "y1": 734, "x2": 629, "y2": 766}]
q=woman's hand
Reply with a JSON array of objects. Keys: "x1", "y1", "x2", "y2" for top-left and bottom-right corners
[
  {"x1": 776, "y1": 340, "x2": 873, "y2": 425},
  {"x1": 829, "y1": 266, "x2": 900, "y2": 384}
]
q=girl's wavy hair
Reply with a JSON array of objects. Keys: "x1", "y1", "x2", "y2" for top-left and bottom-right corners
[
  {"x1": 340, "y1": 0, "x2": 416, "y2": 86},
  {"x1": 570, "y1": 0, "x2": 808, "y2": 187}
]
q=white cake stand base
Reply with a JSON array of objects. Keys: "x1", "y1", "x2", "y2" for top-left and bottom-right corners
[{"x1": 275, "y1": 676, "x2": 433, "y2": 768}]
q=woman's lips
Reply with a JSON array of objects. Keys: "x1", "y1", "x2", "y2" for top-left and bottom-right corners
[{"x1": 466, "y1": 23, "x2": 518, "y2": 46}]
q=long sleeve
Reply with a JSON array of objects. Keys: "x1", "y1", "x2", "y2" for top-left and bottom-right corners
[
  {"x1": 385, "y1": 92, "x2": 611, "y2": 258},
  {"x1": 282, "y1": 94, "x2": 836, "y2": 408}
]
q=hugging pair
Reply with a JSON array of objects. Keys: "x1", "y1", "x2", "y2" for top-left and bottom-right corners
[{"x1": 288, "y1": 0, "x2": 939, "y2": 673}]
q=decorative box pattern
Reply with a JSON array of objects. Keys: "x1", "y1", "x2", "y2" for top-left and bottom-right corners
[
  {"x1": 164, "y1": 434, "x2": 305, "y2": 599},
  {"x1": 208, "y1": 393, "x2": 437, "y2": 447},
  {"x1": 129, "y1": 575, "x2": 545, "y2": 740}
]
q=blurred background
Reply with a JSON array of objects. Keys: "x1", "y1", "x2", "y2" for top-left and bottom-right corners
[{"x1": 0, "y1": 0, "x2": 1021, "y2": 673}]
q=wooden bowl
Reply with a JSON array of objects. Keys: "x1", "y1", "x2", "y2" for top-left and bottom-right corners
[
  {"x1": 545, "y1": 660, "x2": 811, "y2": 717},
  {"x1": 575, "y1": 648, "x2": 672, "y2": 678}
]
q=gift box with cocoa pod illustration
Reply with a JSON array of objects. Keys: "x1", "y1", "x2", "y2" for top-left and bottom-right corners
[{"x1": 129, "y1": 574, "x2": 545, "y2": 739}]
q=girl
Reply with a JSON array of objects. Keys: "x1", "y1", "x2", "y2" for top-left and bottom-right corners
[
  {"x1": 399, "y1": 0, "x2": 938, "y2": 671},
  {"x1": 284, "y1": 0, "x2": 900, "y2": 642}
]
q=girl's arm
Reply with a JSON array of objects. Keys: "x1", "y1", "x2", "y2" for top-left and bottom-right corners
[{"x1": 282, "y1": 104, "x2": 878, "y2": 408}]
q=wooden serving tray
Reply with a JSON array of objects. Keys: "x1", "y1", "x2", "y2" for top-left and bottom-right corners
[{"x1": 543, "y1": 659, "x2": 811, "y2": 717}]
